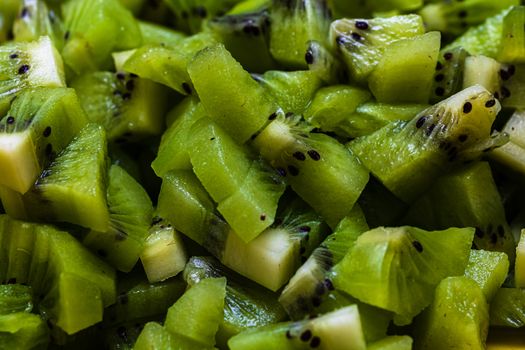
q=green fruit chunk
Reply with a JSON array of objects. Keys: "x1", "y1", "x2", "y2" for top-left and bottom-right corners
[
  {"x1": 414, "y1": 276, "x2": 489, "y2": 350},
  {"x1": 84, "y1": 164, "x2": 153, "y2": 272},
  {"x1": 188, "y1": 43, "x2": 279, "y2": 144},
  {"x1": 350, "y1": 85, "x2": 500, "y2": 202},
  {"x1": 228, "y1": 305, "x2": 366, "y2": 350},
  {"x1": 331, "y1": 226, "x2": 474, "y2": 324},
  {"x1": 490, "y1": 288, "x2": 525, "y2": 328},
  {"x1": 164, "y1": 277, "x2": 226, "y2": 348},
  {"x1": 368, "y1": 31, "x2": 441, "y2": 104},
  {"x1": 331, "y1": 15, "x2": 424, "y2": 83},
  {"x1": 0, "y1": 85, "x2": 85, "y2": 194},
  {"x1": 464, "y1": 249, "x2": 509, "y2": 302},
  {"x1": 368, "y1": 336, "x2": 413, "y2": 350}
]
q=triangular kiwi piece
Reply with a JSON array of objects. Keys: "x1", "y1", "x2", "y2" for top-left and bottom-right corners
[
  {"x1": 331, "y1": 226, "x2": 474, "y2": 325},
  {"x1": 29, "y1": 123, "x2": 109, "y2": 232}
]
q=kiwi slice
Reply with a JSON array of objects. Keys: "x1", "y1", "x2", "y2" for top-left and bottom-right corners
[
  {"x1": 431, "y1": 47, "x2": 468, "y2": 103},
  {"x1": 419, "y1": 0, "x2": 518, "y2": 37},
  {"x1": 368, "y1": 32, "x2": 441, "y2": 104},
  {"x1": 368, "y1": 336, "x2": 413, "y2": 350},
  {"x1": 414, "y1": 276, "x2": 489, "y2": 350},
  {"x1": 269, "y1": 0, "x2": 332, "y2": 69},
  {"x1": 331, "y1": 226, "x2": 474, "y2": 324},
  {"x1": 462, "y1": 55, "x2": 505, "y2": 99},
  {"x1": 189, "y1": 117, "x2": 285, "y2": 242},
  {"x1": 330, "y1": 15, "x2": 424, "y2": 83},
  {"x1": 305, "y1": 40, "x2": 345, "y2": 85},
  {"x1": 187, "y1": 43, "x2": 279, "y2": 144},
  {"x1": 490, "y1": 288, "x2": 525, "y2": 327},
  {"x1": 83, "y1": 164, "x2": 153, "y2": 272},
  {"x1": 497, "y1": 6, "x2": 525, "y2": 63},
  {"x1": 279, "y1": 206, "x2": 368, "y2": 320},
  {"x1": 18, "y1": 123, "x2": 109, "y2": 232},
  {"x1": 183, "y1": 256, "x2": 287, "y2": 347},
  {"x1": 253, "y1": 113, "x2": 369, "y2": 228},
  {"x1": 70, "y1": 71, "x2": 169, "y2": 142},
  {"x1": 228, "y1": 305, "x2": 367, "y2": 350},
  {"x1": 140, "y1": 217, "x2": 187, "y2": 283},
  {"x1": 122, "y1": 31, "x2": 217, "y2": 95},
  {"x1": 12, "y1": 0, "x2": 65, "y2": 50},
  {"x1": 464, "y1": 249, "x2": 509, "y2": 301},
  {"x1": 0, "y1": 35, "x2": 65, "y2": 116},
  {"x1": 164, "y1": 277, "x2": 227, "y2": 347},
  {"x1": 209, "y1": 9, "x2": 275, "y2": 73},
  {"x1": 350, "y1": 85, "x2": 501, "y2": 203},
  {"x1": 0, "y1": 87, "x2": 86, "y2": 194},
  {"x1": 402, "y1": 161, "x2": 516, "y2": 262},
  {"x1": 62, "y1": 0, "x2": 142, "y2": 74},
  {"x1": 151, "y1": 97, "x2": 206, "y2": 177},
  {"x1": 303, "y1": 85, "x2": 372, "y2": 134},
  {"x1": 0, "y1": 312, "x2": 50, "y2": 349},
  {"x1": 103, "y1": 273, "x2": 186, "y2": 328},
  {"x1": 490, "y1": 109, "x2": 525, "y2": 174},
  {"x1": 443, "y1": 7, "x2": 510, "y2": 58},
  {"x1": 134, "y1": 322, "x2": 177, "y2": 350}
]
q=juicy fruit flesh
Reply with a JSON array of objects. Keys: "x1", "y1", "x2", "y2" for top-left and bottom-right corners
[{"x1": 0, "y1": 1, "x2": 524, "y2": 348}]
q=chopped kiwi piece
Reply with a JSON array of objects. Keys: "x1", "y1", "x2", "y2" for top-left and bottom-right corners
[
  {"x1": 209, "y1": 9, "x2": 275, "y2": 73},
  {"x1": 103, "y1": 273, "x2": 186, "y2": 327},
  {"x1": 303, "y1": 85, "x2": 372, "y2": 133},
  {"x1": 140, "y1": 217, "x2": 187, "y2": 283},
  {"x1": 0, "y1": 36, "x2": 65, "y2": 116},
  {"x1": 13, "y1": 0, "x2": 65, "y2": 50},
  {"x1": 462, "y1": 55, "x2": 504, "y2": 99},
  {"x1": 350, "y1": 85, "x2": 501, "y2": 202},
  {"x1": 254, "y1": 70, "x2": 322, "y2": 115},
  {"x1": 331, "y1": 15, "x2": 424, "y2": 83},
  {"x1": 0, "y1": 87, "x2": 86, "y2": 194},
  {"x1": 415, "y1": 276, "x2": 489, "y2": 349},
  {"x1": 331, "y1": 226, "x2": 474, "y2": 324},
  {"x1": 269, "y1": 0, "x2": 332, "y2": 69},
  {"x1": 464, "y1": 249, "x2": 509, "y2": 301},
  {"x1": 0, "y1": 312, "x2": 50, "y2": 349},
  {"x1": 229, "y1": 305, "x2": 367, "y2": 350},
  {"x1": 188, "y1": 43, "x2": 279, "y2": 144},
  {"x1": 11, "y1": 123, "x2": 110, "y2": 231},
  {"x1": 305, "y1": 40, "x2": 345, "y2": 85},
  {"x1": 500, "y1": 64, "x2": 525, "y2": 109},
  {"x1": 402, "y1": 161, "x2": 516, "y2": 261},
  {"x1": 123, "y1": 32, "x2": 217, "y2": 95},
  {"x1": 368, "y1": 31, "x2": 441, "y2": 104},
  {"x1": 253, "y1": 114, "x2": 369, "y2": 227},
  {"x1": 420, "y1": 0, "x2": 518, "y2": 37},
  {"x1": 0, "y1": 284, "x2": 32, "y2": 314},
  {"x1": 183, "y1": 256, "x2": 287, "y2": 347},
  {"x1": 431, "y1": 47, "x2": 468, "y2": 103},
  {"x1": 490, "y1": 288, "x2": 525, "y2": 327},
  {"x1": 83, "y1": 164, "x2": 153, "y2": 272},
  {"x1": 443, "y1": 7, "x2": 510, "y2": 58},
  {"x1": 497, "y1": 5, "x2": 525, "y2": 63},
  {"x1": 71, "y1": 71, "x2": 170, "y2": 142},
  {"x1": 134, "y1": 322, "x2": 177, "y2": 350},
  {"x1": 164, "y1": 277, "x2": 227, "y2": 348},
  {"x1": 189, "y1": 118, "x2": 285, "y2": 242},
  {"x1": 279, "y1": 206, "x2": 369, "y2": 320},
  {"x1": 151, "y1": 97, "x2": 206, "y2": 177},
  {"x1": 61, "y1": 0, "x2": 142, "y2": 74},
  {"x1": 490, "y1": 110, "x2": 525, "y2": 174}
]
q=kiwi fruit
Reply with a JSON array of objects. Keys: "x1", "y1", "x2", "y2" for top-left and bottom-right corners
[
  {"x1": 431, "y1": 47, "x2": 468, "y2": 103},
  {"x1": 0, "y1": 284, "x2": 33, "y2": 314},
  {"x1": 0, "y1": 312, "x2": 50, "y2": 349},
  {"x1": 490, "y1": 287, "x2": 525, "y2": 327},
  {"x1": 464, "y1": 249, "x2": 509, "y2": 301}
]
